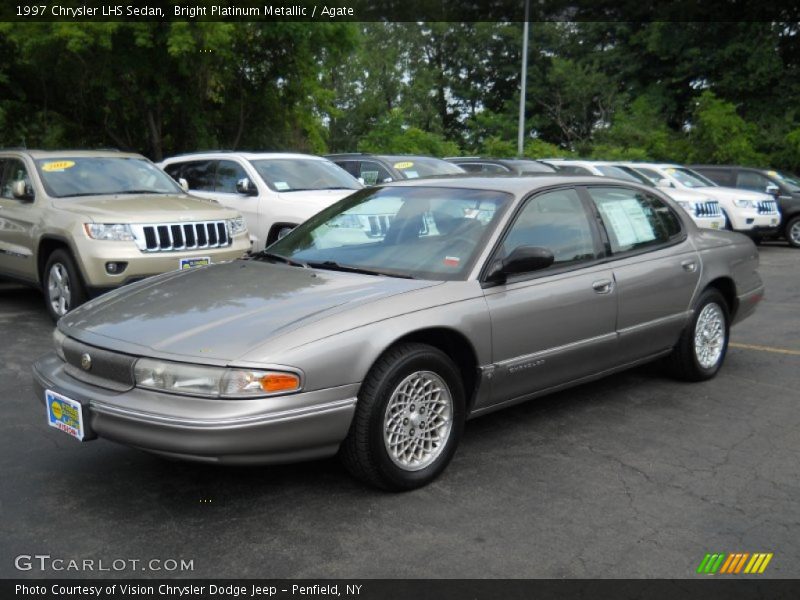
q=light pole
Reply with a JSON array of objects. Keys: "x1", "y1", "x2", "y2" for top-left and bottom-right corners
[{"x1": 517, "y1": 0, "x2": 530, "y2": 157}]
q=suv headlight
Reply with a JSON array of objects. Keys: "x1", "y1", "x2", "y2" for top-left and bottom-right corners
[
  {"x1": 226, "y1": 217, "x2": 246, "y2": 236},
  {"x1": 733, "y1": 199, "x2": 755, "y2": 209},
  {"x1": 84, "y1": 223, "x2": 135, "y2": 241},
  {"x1": 134, "y1": 358, "x2": 301, "y2": 398},
  {"x1": 53, "y1": 328, "x2": 66, "y2": 361}
]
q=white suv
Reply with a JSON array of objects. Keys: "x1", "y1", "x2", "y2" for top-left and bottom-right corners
[
  {"x1": 618, "y1": 163, "x2": 780, "y2": 237},
  {"x1": 160, "y1": 152, "x2": 362, "y2": 250},
  {"x1": 542, "y1": 159, "x2": 726, "y2": 230}
]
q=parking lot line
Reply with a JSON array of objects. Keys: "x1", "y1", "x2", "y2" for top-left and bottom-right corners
[{"x1": 729, "y1": 342, "x2": 800, "y2": 356}]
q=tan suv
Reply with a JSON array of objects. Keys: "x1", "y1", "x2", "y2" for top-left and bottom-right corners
[{"x1": 0, "y1": 150, "x2": 250, "y2": 321}]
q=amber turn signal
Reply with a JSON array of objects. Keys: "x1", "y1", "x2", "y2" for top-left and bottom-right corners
[{"x1": 260, "y1": 373, "x2": 301, "y2": 393}]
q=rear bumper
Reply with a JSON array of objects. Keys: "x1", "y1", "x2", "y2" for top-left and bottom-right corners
[
  {"x1": 733, "y1": 284, "x2": 765, "y2": 326},
  {"x1": 32, "y1": 353, "x2": 358, "y2": 465}
]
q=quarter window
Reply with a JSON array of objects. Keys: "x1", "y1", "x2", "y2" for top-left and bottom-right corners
[
  {"x1": 502, "y1": 188, "x2": 597, "y2": 267},
  {"x1": 588, "y1": 187, "x2": 683, "y2": 254}
]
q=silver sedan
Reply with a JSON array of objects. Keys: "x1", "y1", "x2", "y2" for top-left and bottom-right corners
[{"x1": 33, "y1": 176, "x2": 764, "y2": 490}]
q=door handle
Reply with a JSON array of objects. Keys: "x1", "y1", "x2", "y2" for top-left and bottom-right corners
[
  {"x1": 681, "y1": 260, "x2": 697, "y2": 273},
  {"x1": 592, "y1": 279, "x2": 614, "y2": 294}
]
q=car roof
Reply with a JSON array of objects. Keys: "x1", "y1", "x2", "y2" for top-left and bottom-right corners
[
  {"x1": 161, "y1": 151, "x2": 328, "y2": 162},
  {"x1": 0, "y1": 149, "x2": 145, "y2": 159}
]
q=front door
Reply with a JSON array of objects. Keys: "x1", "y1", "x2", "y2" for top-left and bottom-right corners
[
  {"x1": 481, "y1": 187, "x2": 618, "y2": 409},
  {"x1": 0, "y1": 157, "x2": 38, "y2": 281}
]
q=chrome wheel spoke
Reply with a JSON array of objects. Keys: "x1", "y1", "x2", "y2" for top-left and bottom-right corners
[
  {"x1": 694, "y1": 302, "x2": 725, "y2": 369},
  {"x1": 383, "y1": 370, "x2": 453, "y2": 471}
]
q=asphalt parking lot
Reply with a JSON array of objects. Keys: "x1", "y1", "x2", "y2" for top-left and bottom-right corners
[{"x1": 1, "y1": 244, "x2": 798, "y2": 579}]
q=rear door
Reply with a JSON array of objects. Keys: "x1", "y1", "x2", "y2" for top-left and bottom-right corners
[
  {"x1": 583, "y1": 186, "x2": 700, "y2": 362},
  {"x1": 481, "y1": 186, "x2": 618, "y2": 408}
]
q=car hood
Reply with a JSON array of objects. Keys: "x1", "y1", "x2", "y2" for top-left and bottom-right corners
[
  {"x1": 665, "y1": 188, "x2": 717, "y2": 203},
  {"x1": 52, "y1": 193, "x2": 237, "y2": 221},
  {"x1": 61, "y1": 260, "x2": 440, "y2": 363},
  {"x1": 697, "y1": 186, "x2": 771, "y2": 201}
]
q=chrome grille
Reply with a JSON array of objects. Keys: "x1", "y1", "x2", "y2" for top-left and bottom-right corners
[
  {"x1": 693, "y1": 201, "x2": 722, "y2": 218},
  {"x1": 130, "y1": 221, "x2": 230, "y2": 252},
  {"x1": 756, "y1": 200, "x2": 778, "y2": 215}
]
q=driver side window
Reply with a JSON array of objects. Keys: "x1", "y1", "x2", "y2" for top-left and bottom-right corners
[
  {"x1": 0, "y1": 159, "x2": 32, "y2": 200},
  {"x1": 503, "y1": 188, "x2": 597, "y2": 267}
]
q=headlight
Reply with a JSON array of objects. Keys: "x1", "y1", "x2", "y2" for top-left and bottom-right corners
[
  {"x1": 733, "y1": 199, "x2": 754, "y2": 209},
  {"x1": 53, "y1": 328, "x2": 66, "y2": 361},
  {"x1": 226, "y1": 217, "x2": 246, "y2": 236},
  {"x1": 84, "y1": 223, "x2": 135, "y2": 241},
  {"x1": 134, "y1": 358, "x2": 301, "y2": 398}
]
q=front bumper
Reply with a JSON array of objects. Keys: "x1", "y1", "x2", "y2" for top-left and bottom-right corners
[
  {"x1": 728, "y1": 210, "x2": 780, "y2": 234},
  {"x1": 74, "y1": 234, "x2": 251, "y2": 289},
  {"x1": 32, "y1": 353, "x2": 358, "y2": 465}
]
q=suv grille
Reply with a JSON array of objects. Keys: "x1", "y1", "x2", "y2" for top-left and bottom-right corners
[
  {"x1": 756, "y1": 200, "x2": 778, "y2": 214},
  {"x1": 130, "y1": 221, "x2": 230, "y2": 252},
  {"x1": 694, "y1": 201, "x2": 722, "y2": 218}
]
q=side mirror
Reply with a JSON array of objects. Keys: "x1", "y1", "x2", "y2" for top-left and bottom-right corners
[
  {"x1": 11, "y1": 180, "x2": 34, "y2": 201},
  {"x1": 177, "y1": 178, "x2": 189, "y2": 193},
  {"x1": 486, "y1": 246, "x2": 555, "y2": 282},
  {"x1": 656, "y1": 178, "x2": 673, "y2": 189},
  {"x1": 382, "y1": 177, "x2": 394, "y2": 183},
  {"x1": 236, "y1": 177, "x2": 258, "y2": 196},
  {"x1": 765, "y1": 184, "x2": 780, "y2": 197}
]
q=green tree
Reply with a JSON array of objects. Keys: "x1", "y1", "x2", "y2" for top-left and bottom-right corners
[{"x1": 688, "y1": 90, "x2": 765, "y2": 164}]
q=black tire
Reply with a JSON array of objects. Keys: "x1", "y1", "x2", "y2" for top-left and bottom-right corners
[
  {"x1": 666, "y1": 288, "x2": 730, "y2": 382},
  {"x1": 785, "y1": 215, "x2": 800, "y2": 248},
  {"x1": 43, "y1": 249, "x2": 87, "y2": 322},
  {"x1": 339, "y1": 343, "x2": 466, "y2": 491},
  {"x1": 266, "y1": 223, "x2": 297, "y2": 246},
  {"x1": 721, "y1": 211, "x2": 733, "y2": 231}
]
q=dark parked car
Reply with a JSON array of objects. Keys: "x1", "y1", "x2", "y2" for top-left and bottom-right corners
[
  {"x1": 690, "y1": 165, "x2": 800, "y2": 248},
  {"x1": 325, "y1": 153, "x2": 465, "y2": 185},
  {"x1": 35, "y1": 175, "x2": 763, "y2": 490},
  {"x1": 445, "y1": 157, "x2": 557, "y2": 175}
]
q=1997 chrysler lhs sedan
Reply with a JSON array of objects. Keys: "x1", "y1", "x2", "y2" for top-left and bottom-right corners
[{"x1": 33, "y1": 176, "x2": 764, "y2": 490}]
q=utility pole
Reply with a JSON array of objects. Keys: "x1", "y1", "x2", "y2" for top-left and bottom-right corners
[{"x1": 517, "y1": 0, "x2": 530, "y2": 157}]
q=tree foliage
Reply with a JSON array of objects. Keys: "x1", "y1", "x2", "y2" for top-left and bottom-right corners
[{"x1": 1, "y1": 21, "x2": 800, "y2": 171}]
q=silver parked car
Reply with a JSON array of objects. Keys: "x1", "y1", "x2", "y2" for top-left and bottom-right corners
[{"x1": 33, "y1": 176, "x2": 764, "y2": 490}]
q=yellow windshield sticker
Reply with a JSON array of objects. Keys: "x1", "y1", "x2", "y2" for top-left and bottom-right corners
[
  {"x1": 665, "y1": 168, "x2": 676, "y2": 174},
  {"x1": 394, "y1": 161, "x2": 414, "y2": 169},
  {"x1": 42, "y1": 160, "x2": 75, "y2": 172},
  {"x1": 767, "y1": 170, "x2": 778, "y2": 176}
]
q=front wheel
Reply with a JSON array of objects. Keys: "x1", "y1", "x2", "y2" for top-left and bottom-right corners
[
  {"x1": 666, "y1": 288, "x2": 730, "y2": 381},
  {"x1": 43, "y1": 249, "x2": 87, "y2": 322},
  {"x1": 339, "y1": 343, "x2": 465, "y2": 491},
  {"x1": 785, "y1": 215, "x2": 800, "y2": 248}
]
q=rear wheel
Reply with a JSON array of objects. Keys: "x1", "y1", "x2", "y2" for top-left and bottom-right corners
[
  {"x1": 43, "y1": 249, "x2": 87, "y2": 322},
  {"x1": 666, "y1": 288, "x2": 729, "y2": 381},
  {"x1": 339, "y1": 343, "x2": 465, "y2": 491},
  {"x1": 785, "y1": 215, "x2": 800, "y2": 248}
]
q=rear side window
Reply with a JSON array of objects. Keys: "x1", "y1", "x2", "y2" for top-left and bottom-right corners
[
  {"x1": 177, "y1": 160, "x2": 215, "y2": 192},
  {"x1": 502, "y1": 188, "x2": 597, "y2": 267},
  {"x1": 587, "y1": 187, "x2": 683, "y2": 254}
]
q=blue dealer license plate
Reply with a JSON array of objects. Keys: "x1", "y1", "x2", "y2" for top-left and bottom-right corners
[
  {"x1": 45, "y1": 389, "x2": 85, "y2": 441},
  {"x1": 179, "y1": 257, "x2": 211, "y2": 270}
]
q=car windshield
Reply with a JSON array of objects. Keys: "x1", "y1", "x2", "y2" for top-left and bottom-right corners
[
  {"x1": 506, "y1": 160, "x2": 556, "y2": 174},
  {"x1": 266, "y1": 186, "x2": 513, "y2": 281},
  {"x1": 612, "y1": 166, "x2": 655, "y2": 186},
  {"x1": 385, "y1": 157, "x2": 466, "y2": 179},
  {"x1": 250, "y1": 158, "x2": 361, "y2": 192},
  {"x1": 35, "y1": 157, "x2": 181, "y2": 198},
  {"x1": 595, "y1": 165, "x2": 643, "y2": 181},
  {"x1": 770, "y1": 170, "x2": 800, "y2": 191},
  {"x1": 667, "y1": 167, "x2": 717, "y2": 188}
]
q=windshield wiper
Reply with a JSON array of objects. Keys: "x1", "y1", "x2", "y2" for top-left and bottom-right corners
[
  {"x1": 306, "y1": 260, "x2": 415, "y2": 279},
  {"x1": 253, "y1": 251, "x2": 308, "y2": 268}
]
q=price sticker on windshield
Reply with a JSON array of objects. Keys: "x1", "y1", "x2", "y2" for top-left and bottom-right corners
[
  {"x1": 393, "y1": 161, "x2": 414, "y2": 169},
  {"x1": 42, "y1": 161, "x2": 76, "y2": 172}
]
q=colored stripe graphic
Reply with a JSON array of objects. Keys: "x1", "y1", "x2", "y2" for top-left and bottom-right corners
[{"x1": 697, "y1": 552, "x2": 772, "y2": 575}]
